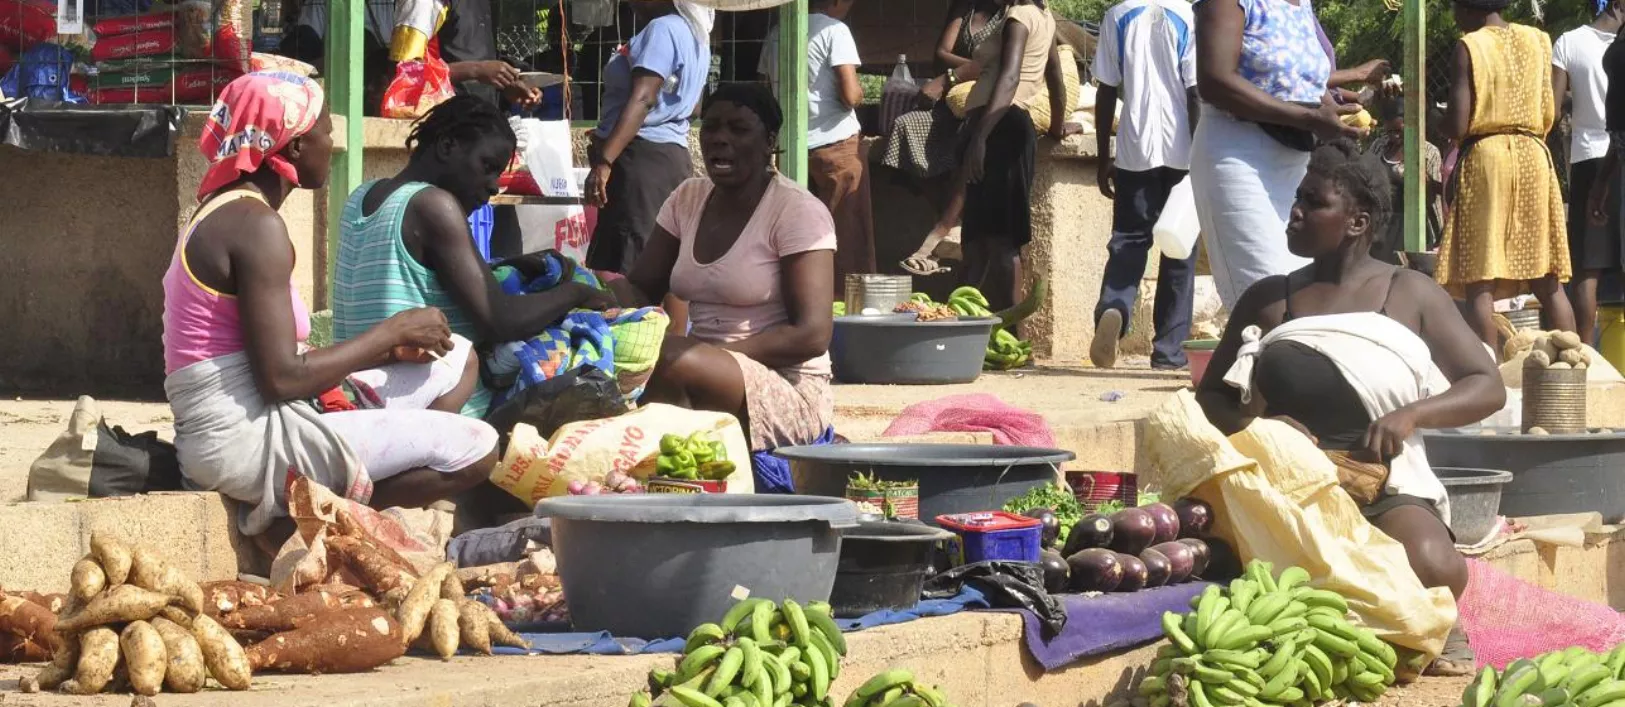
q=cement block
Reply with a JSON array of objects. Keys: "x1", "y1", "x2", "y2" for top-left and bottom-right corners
[{"x1": 0, "y1": 492, "x2": 241, "y2": 593}]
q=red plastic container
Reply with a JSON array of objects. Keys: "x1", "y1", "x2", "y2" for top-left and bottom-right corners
[
  {"x1": 935, "y1": 511, "x2": 1043, "y2": 565},
  {"x1": 1065, "y1": 471, "x2": 1139, "y2": 513}
]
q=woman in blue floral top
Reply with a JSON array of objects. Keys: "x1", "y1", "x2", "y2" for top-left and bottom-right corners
[{"x1": 1189, "y1": 0, "x2": 1366, "y2": 310}]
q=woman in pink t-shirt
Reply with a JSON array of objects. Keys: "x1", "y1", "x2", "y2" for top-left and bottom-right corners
[{"x1": 622, "y1": 84, "x2": 838, "y2": 450}]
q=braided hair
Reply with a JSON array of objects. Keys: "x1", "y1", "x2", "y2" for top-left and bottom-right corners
[
  {"x1": 406, "y1": 95, "x2": 516, "y2": 157},
  {"x1": 703, "y1": 82, "x2": 784, "y2": 135},
  {"x1": 1306, "y1": 139, "x2": 1392, "y2": 239}
]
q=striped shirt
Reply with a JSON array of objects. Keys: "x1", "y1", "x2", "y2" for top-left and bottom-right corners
[{"x1": 332, "y1": 181, "x2": 492, "y2": 417}]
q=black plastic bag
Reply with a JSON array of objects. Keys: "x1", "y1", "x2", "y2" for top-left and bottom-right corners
[
  {"x1": 483, "y1": 367, "x2": 628, "y2": 448},
  {"x1": 0, "y1": 98, "x2": 181, "y2": 158},
  {"x1": 923, "y1": 560, "x2": 1067, "y2": 637},
  {"x1": 29, "y1": 418, "x2": 183, "y2": 501}
]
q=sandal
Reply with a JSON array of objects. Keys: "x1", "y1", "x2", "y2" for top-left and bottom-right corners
[
  {"x1": 1423, "y1": 624, "x2": 1476, "y2": 677},
  {"x1": 900, "y1": 255, "x2": 951, "y2": 276}
]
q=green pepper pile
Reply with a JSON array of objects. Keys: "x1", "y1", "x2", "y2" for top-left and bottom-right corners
[{"x1": 657, "y1": 432, "x2": 737, "y2": 481}]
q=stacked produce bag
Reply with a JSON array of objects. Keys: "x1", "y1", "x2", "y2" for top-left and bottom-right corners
[
  {"x1": 1134, "y1": 560, "x2": 1401, "y2": 707},
  {"x1": 86, "y1": 0, "x2": 247, "y2": 104}
]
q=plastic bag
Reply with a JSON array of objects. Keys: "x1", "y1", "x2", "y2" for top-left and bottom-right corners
[
  {"x1": 484, "y1": 367, "x2": 628, "y2": 446},
  {"x1": 491, "y1": 403, "x2": 755, "y2": 505},
  {"x1": 923, "y1": 560, "x2": 1066, "y2": 637},
  {"x1": 518, "y1": 118, "x2": 579, "y2": 198},
  {"x1": 269, "y1": 476, "x2": 454, "y2": 594},
  {"x1": 1153, "y1": 176, "x2": 1199, "y2": 260},
  {"x1": 878, "y1": 54, "x2": 917, "y2": 138},
  {"x1": 381, "y1": 50, "x2": 454, "y2": 119},
  {"x1": 1139, "y1": 390, "x2": 1457, "y2": 659}
]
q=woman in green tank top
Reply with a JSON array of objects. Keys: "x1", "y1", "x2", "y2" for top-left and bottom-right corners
[{"x1": 332, "y1": 96, "x2": 615, "y2": 418}]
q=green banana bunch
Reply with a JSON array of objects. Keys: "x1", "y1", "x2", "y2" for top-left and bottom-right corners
[
  {"x1": 985, "y1": 328, "x2": 1033, "y2": 370},
  {"x1": 632, "y1": 598, "x2": 850, "y2": 707},
  {"x1": 946, "y1": 287, "x2": 992, "y2": 318},
  {"x1": 1459, "y1": 643, "x2": 1625, "y2": 707},
  {"x1": 841, "y1": 669, "x2": 954, "y2": 707},
  {"x1": 1141, "y1": 560, "x2": 1399, "y2": 707}
]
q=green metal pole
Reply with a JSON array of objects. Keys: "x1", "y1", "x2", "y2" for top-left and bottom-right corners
[
  {"x1": 1402, "y1": 0, "x2": 1426, "y2": 253},
  {"x1": 776, "y1": 0, "x2": 809, "y2": 185},
  {"x1": 326, "y1": 0, "x2": 365, "y2": 290}
]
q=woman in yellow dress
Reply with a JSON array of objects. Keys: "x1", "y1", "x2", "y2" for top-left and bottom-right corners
[{"x1": 1438, "y1": 0, "x2": 1575, "y2": 346}]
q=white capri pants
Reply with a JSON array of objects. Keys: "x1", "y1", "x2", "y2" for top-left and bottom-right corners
[
  {"x1": 1191, "y1": 107, "x2": 1313, "y2": 310},
  {"x1": 321, "y1": 336, "x2": 498, "y2": 481}
]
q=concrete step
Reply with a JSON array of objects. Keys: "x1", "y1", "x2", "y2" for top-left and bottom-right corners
[{"x1": 0, "y1": 492, "x2": 246, "y2": 594}]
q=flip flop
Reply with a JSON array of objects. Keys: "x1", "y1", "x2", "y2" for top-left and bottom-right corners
[
  {"x1": 1423, "y1": 624, "x2": 1475, "y2": 677},
  {"x1": 900, "y1": 256, "x2": 951, "y2": 277}
]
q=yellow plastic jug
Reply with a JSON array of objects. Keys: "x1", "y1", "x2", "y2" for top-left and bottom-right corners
[{"x1": 1600, "y1": 305, "x2": 1625, "y2": 375}]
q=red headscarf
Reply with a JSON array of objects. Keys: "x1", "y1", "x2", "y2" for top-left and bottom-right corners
[{"x1": 196, "y1": 71, "x2": 325, "y2": 200}]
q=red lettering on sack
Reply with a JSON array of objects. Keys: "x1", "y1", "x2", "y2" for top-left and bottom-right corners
[{"x1": 554, "y1": 212, "x2": 589, "y2": 250}]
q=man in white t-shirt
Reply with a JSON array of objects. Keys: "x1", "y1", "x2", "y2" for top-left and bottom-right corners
[
  {"x1": 1554, "y1": 0, "x2": 1623, "y2": 343},
  {"x1": 1088, "y1": 0, "x2": 1198, "y2": 369},
  {"x1": 758, "y1": 0, "x2": 873, "y2": 287}
]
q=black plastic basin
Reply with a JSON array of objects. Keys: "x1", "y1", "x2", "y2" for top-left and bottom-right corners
[
  {"x1": 775, "y1": 443, "x2": 1075, "y2": 525},
  {"x1": 830, "y1": 521, "x2": 955, "y2": 618},
  {"x1": 1425, "y1": 428, "x2": 1625, "y2": 522},
  {"x1": 830, "y1": 314, "x2": 999, "y2": 385}
]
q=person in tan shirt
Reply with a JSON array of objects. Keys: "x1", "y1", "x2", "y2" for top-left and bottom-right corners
[{"x1": 956, "y1": 0, "x2": 1068, "y2": 314}]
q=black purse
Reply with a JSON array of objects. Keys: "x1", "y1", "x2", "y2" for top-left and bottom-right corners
[{"x1": 1258, "y1": 122, "x2": 1317, "y2": 152}]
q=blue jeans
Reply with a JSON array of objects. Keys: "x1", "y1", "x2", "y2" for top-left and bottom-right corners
[{"x1": 1095, "y1": 166, "x2": 1197, "y2": 368}]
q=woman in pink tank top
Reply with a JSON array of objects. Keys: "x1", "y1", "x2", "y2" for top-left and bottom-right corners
[
  {"x1": 163, "y1": 72, "x2": 499, "y2": 545},
  {"x1": 619, "y1": 84, "x2": 838, "y2": 453}
]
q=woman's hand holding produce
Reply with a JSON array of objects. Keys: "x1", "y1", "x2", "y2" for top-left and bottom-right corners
[
  {"x1": 1362, "y1": 407, "x2": 1418, "y2": 461},
  {"x1": 386, "y1": 307, "x2": 452, "y2": 363}
]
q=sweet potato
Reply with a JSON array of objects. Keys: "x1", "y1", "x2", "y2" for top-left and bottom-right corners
[
  {"x1": 398, "y1": 563, "x2": 452, "y2": 646},
  {"x1": 456, "y1": 563, "x2": 518, "y2": 589},
  {"x1": 33, "y1": 633, "x2": 79, "y2": 689},
  {"x1": 119, "y1": 621, "x2": 166, "y2": 696},
  {"x1": 158, "y1": 605, "x2": 194, "y2": 628},
  {"x1": 152, "y1": 616, "x2": 206, "y2": 694},
  {"x1": 56, "y1": 584, "x2": 176, "y2": 633},
  {"x1": 0, "y1": 594, "x2": 59, "y2": 650},
  {"x1": 426, "y1": 599, "x2": 459, "y2": 660},
  {"x1": 219, "y1": 588, "x2": 349, "y2": 633},
  {"x1": 71, "y1": 556, "x2": 107, "y2": 602},
  {"x1": 192, "y1": 613, "x2": 251, "y2": 690},
  {"x1": 466, "y1": 601, "x2": 529, "y2": 650},
  {"x1": 129, "y1": 546, "x2": 205, "y2": 614},
  {"x1": 247, "y1": 607, "x2": 406, "y2": 673},
  {"x1": 441, "y1": 572, "x2": 464, "y2": 601},
  {"x1": 0, "y1": 633, "x2": 53, "y2": 662},
  {"x1": 326, "y1": 536, "x2": 415, "y2": 596},
  {"x1": 14, "y1": 591, "x2": 69, "y2": 615},
  {"x1": 60, "y1": 626, "x2": 119, "y2": 695},
  {"x1": 457, "y1": 600, "x2": 492, "y2": 655},
  {"x1": 201, "y1": 580, "x2": 281, "y2": 616},
  {"x1": 90, "y1": 533, "x2": 133, "y2": 586}
]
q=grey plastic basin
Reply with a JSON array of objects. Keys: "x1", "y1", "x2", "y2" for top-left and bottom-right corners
[
  {"x1": 1434, "y1": 467, "x2": 1513, "y2": 543},
  {"x1": 830, "y1": 314, "x2": 999, "y2": 385},
  {"x1": 534, "y1": 494, "x2": 858, "y2": 639},
  {"x1": 775, "y1": 443, "x2": 1075, "y2": 525},
  {"x1": 1424, "y1": 427, "x2": 1625, "y2": 522},
  {"x1": 831, "y1": 521, "x2": 955, "y2": 618}
]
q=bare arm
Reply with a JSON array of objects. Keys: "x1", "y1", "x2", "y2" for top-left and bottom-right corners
[
  {"x1": 834, "y1": 64, "x2": 863, "y2": 109},
  {"x1": 598, "y1": 71, "x2": 666, "y2": 165},
  {"x1": 1043, "y1": 43, "x2": 1069, "y2": 139},
  {"x1": 935, "y1": 0, "x2": 974, "y2": 70},
  {"x1": 1094, "y1": 83, "x2": 1118, "y2": 199},
  {"x1": 624, "y1": 226, "x2": 684, "y2": 307},
  {"x1": 1361, "y1": 273, "x2": 1506, "y2": 458},
  {"x1": 1551, "y1": 66, "x2": 1569, "y2": 139},
  {"x1": 971, "y1": 21, "x2": 1028, "y2": 143},
  {"x1": 1186, "y1": 87, "x2": 1201, "y2": 137},
  {"x1": 1442, "y1": 41, "x2": 1474, "y2": 143},
  {"x1": 1194, "y1": 278, "x2": 1279, "y2": 436},
  {"x1": 410, "y1": 189, "x2": 603, "y2": 343},
  {"x1": 722, "y1": 250, "x2": 836, "y2": 369},
  {"x1": 231, "y1": 208, "x2": 433, "y2": 402}
]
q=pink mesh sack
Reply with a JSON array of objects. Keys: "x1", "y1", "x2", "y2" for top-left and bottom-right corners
[
  {"x1": 882, "y1": 394, "x2": 1056, "y2": 448},
  {"x1": 1459, "y1": 558, "x2": 1625, "y2": 668}
]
